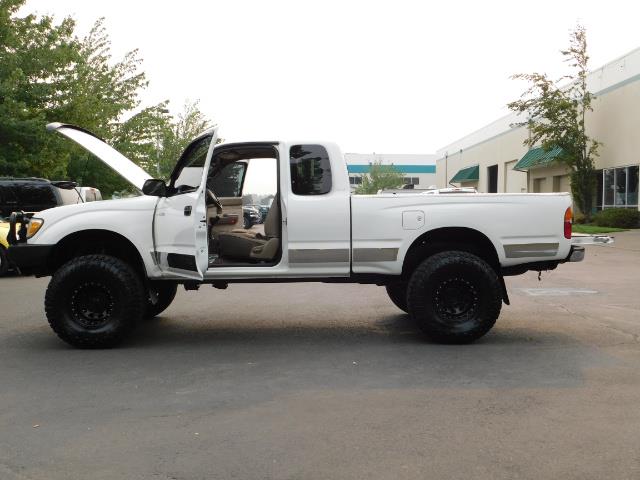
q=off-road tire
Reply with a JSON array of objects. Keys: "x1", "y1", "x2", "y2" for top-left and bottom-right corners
[
  {"x1": 0, "y1": 246, "x2": 9, "y2": 277},
  {"x1": 146, "y1": 281, "x2": 178, "y2": 318},
  {"x1": 406, "y1": 251, "x2": 502, "y2": 344},
  {"x1": 385, "y1": 282, "x2": 408, "y2": 313},
  {"x1": 45, "y1": 254, "x2": 145, "y2": 348}
]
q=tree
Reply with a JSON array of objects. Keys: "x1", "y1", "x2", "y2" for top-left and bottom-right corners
[
  {"x1": 0, "y1": 4, "x2": 161, "y2": 188},
  {"x1": 64, "y1": 18, "x2": 169, "y2": 195},
  {"x1": 508, "y1": 25, "x2": 600, "y2": 220},
  {"x1": 0, "y1": 3, "x2": 213, "y2": 197},
  {"x1": 0, "y1": 0, "x2": 79, "y2": 179},
  {"x1": 0, "y1": 0, "x2": 216, "y2": 197},
  {"x1": 155, "y1": 100, "x2": 212, "y2": 180},
  {"x1": 354, "y1": 160, "x2": 404, "y2": 194}
]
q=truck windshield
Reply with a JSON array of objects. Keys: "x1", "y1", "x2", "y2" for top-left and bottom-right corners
[{"x1": 170, "y1": 135, "x2": 213, "y2": 193}]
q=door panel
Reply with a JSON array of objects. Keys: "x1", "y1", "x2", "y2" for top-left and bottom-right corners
[
  {"x1": 284, "y1": 143, "x2": 351, "y2": 276},
  {"x1": 153, "y1": 129, "x2": 217, "y2": 279},
  {"x1": 154, "y1": 189, "x2": 208, "y2": 279}
]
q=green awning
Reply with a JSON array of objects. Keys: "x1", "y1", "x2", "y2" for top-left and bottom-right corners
[
  {"x1": 514, "y1": 146, "x2": 564, "y2": 171},
  {"x1": 450, "y1": 165, "x2": 479, "y2": 183}
]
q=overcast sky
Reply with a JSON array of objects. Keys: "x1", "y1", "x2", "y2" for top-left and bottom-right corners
[{"x1": 22, "y1": 0, "x2": 640, "y2": 155}]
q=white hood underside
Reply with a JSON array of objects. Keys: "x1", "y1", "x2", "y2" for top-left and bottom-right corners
[{"x1": 47, "y1": 123, "x2": 152, "y2": 190}]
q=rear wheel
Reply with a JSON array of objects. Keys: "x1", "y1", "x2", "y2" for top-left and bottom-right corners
[
  {"x1": 146, "y1": 281, "x2": 178, "y2": 318},
  {"x1": 406, "y1": 251, "x2": 502, "y2": 343},
  {"x1": 45, "y1": 254, "x2": 145, "y2": 348},
  {"x1": 385, "y1": 282, "x2": 408, "y2": 313}
]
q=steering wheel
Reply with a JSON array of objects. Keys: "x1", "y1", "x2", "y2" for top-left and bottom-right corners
[{"x1": 206, "y1": 188, "x2": 223, "y2": 211}]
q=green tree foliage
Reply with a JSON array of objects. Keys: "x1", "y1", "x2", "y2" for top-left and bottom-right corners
[
  {"x1": 0, "y1": 2, "x2": 212, "y2": 196},
  {"x1": 354, "y1": 160, "x2": 404, "y2": 194},
  {"x1": 0, "y1": 0, "x2": 79, "y2": 179},
  {"x1": 508, "y1": 25, "x2": 600, "y2": 220},
  {"x1": 156, "y1": 100, "x2": 212, "y2": 180}
]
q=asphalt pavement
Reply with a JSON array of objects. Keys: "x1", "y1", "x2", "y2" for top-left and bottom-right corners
[{"x1": 1, "y1": 232, "x2": 640, "y2": 479}]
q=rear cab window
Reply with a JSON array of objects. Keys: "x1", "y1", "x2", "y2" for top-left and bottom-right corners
[{"x1": 289, "y1": 144, "x2": 332, "y2": 195}]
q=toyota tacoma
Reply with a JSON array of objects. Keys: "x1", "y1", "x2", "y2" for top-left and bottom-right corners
[{"x1": 7, "y1": 123, "x2": 605, "y2": 348}]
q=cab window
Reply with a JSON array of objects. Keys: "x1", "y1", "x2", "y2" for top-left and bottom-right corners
[{"x1": 290, "y1": 144, "x2": 332, "y2": 195}]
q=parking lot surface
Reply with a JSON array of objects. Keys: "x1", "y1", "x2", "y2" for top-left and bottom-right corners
[{"x1": 1, "y1": 231, "x2": 640, "y2": 479}]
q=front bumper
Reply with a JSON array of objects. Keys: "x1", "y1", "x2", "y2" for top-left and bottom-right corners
[{"x1": 7, "y1": 244, "x2": 53, "y2": 275}]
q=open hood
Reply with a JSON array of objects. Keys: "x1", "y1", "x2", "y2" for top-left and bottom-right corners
[{"x1": 47, "y1": 123, "x2": 152, "y2": 191}]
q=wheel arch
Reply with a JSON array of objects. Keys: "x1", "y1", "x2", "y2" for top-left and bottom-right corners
[
  {"x1": 48, "y1": 229, "x2": 148, "y2": 279},
  {"x1": 402, "y1": 227, "x2": 500, "y2": 278}
]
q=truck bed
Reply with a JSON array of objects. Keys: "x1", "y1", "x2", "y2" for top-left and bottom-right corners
[{"x1": 350, "y1": 192, "x2": 573, "y2": 274}]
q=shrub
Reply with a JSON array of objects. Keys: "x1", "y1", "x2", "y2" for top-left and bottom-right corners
[
  {"x1": 573, "y1": 212, "x2": 586, "y2": 224},
  {"x1": 592, "y1": 208, "x2": 640, "y2": 228}
]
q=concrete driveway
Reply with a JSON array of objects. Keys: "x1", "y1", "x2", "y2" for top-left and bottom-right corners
[{"x1": 1, "y1": 231, "x2": 639, "y2": 479}]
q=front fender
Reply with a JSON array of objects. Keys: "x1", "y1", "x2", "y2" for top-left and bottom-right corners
[{"x1": 29, "y1": 196, "x2": 159, "y2": 276}]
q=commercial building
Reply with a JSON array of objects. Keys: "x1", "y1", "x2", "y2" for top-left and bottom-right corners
[
  {"x1": 436, "y1": 47, "x2": 640, "y2": 212},
  {"x1": 345, "y1": 153, "x2": 437, "y2": 191}
]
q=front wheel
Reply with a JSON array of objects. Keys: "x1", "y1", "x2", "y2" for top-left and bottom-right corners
[
  {"x1": 406, "y1": 251, "x2": 502, "y2": 344},
  {"x1": 45, "y1": 254, "x2": 145, "y2": 348},
  {"x1": 146, "y1": 281, "x2": 178, "y2": 318}
]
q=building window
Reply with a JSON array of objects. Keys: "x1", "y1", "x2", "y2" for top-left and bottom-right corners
[
  {"x1": 403, "y1": 177, "x2": 419, "y2": 185},
  {"x1": 349, "y1": 176, "x2": 362, "y2": 185},
  {"x1": 290, "y1": 144, "x2": 332, "y2": 195},
  {"x1": 487, "y1": 165, "x2": 498, "y2": 193},
  {"x1": 602, "y1": 166, "x2": 639, "y2": 208}
]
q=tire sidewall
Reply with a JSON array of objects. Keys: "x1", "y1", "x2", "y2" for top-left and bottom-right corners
[
  {"x1": 46, "y1": 255, "x2": 144, "y2": 348},
  {"x1": 407, "y1": 251, "x2": 502, "y2": 343}
]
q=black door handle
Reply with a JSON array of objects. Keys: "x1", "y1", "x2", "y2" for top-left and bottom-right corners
[{"x1": 184, "y1": 206, "x2": 192, "y2": 216}]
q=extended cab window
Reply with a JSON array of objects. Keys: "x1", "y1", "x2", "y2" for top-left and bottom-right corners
[{"x1": 290, "y1": 144, "x2": 332, "y2": 195}]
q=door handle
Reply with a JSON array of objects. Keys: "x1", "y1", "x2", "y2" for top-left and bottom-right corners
[{"x1": 184, "y1": 206, "x2": 192, "y2": 216}]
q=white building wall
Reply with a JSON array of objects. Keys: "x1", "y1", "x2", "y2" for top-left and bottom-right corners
[{"x1": 435, "y1": 47, "x2": 640, "y2": 210}]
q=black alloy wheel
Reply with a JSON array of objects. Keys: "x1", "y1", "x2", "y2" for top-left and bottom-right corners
[
  {"x1": 45, "y1": 254, "x2": 145, "y2": 348},
  {"x1": 406, "y1": 251, "x2": 502, "y2": 343}
]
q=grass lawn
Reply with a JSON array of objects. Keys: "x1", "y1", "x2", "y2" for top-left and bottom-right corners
[{"x1": 573, "y1": 224, "x2": 627, "y2": 234}]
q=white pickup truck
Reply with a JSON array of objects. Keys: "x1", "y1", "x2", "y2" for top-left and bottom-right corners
[{"x1": 8, "y1": 123, "x2": 596, "y2": 348}]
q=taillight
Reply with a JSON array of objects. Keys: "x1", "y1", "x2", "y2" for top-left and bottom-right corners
[{"x1": 564, "y1": 207, "x2": 572, "y2": 239}]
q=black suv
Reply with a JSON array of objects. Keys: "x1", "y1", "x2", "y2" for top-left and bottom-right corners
[
  {"x1": 0, "y1": 178, "x2": 82, "y2": 218},
  {"x1": 1, "y1": 178, "x2": 83, "y2": 276}
]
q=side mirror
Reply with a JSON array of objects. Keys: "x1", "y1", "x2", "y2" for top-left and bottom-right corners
[{"x1": 142, "y1": 179, "x2": 167, "y2": 197}]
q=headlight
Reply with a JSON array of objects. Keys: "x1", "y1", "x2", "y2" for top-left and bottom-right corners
[{"x1": 26, "y1": 218, "x2": 44, "y2": 238}]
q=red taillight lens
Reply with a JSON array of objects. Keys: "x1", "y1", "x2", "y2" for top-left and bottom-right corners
[{"x1": 564, "y1": 207, "x2": 572, "y2": 239}]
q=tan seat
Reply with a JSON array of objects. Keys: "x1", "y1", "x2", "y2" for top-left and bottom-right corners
[{"x1": 217, "y1": 195, "x2": 280, "y2": 261}]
